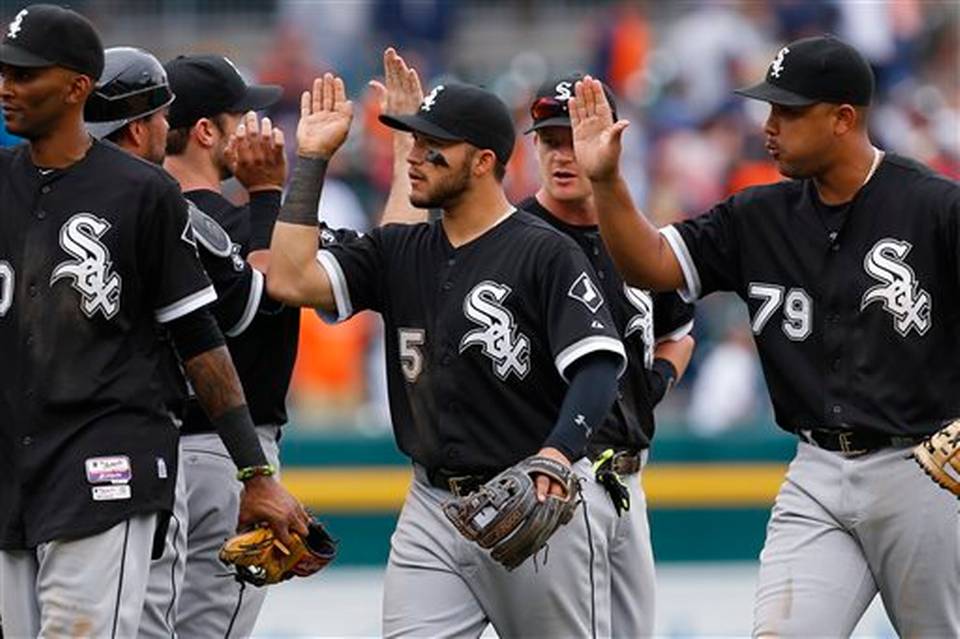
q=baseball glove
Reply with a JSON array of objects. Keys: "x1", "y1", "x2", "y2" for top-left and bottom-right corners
[
  {"x1": 914, "y1": 419, "x2": 960, "y2": 497},
  {"x1": 442, "y1": 456, "x2": 581, "y2": 571},
  {"x1": 218, "y1": 520, "x2": 337, "y2": 586}
]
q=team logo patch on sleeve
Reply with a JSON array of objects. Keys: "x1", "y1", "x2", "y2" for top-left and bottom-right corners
[
  {"x1": 459, "y1": 280, "x2": 530, "y2": 380},
  {"x1": 568, "y1": 272, "x2": 604, "y2": 313},
  {"x1": 861, "y1": 238, "x2": 931, "y2": 336},
  {"x1": 50, "y1": 213, "x2": 122, "y2": 319}
]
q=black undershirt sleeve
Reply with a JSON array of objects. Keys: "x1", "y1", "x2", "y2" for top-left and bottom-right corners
[
  {"x1": 543, "y1": 351, "x2": 622, "y2": 462},
  {"x1": 646, "y1": 357, "x2": 679, "y2": 406},
  {"x1": 248, "y1": 190, "x2": 282, "y2": 250},
  {"x1": 166, "y1": 305, "x2": 225, "y2": 361}
]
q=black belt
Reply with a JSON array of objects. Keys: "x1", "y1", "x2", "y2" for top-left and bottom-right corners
[
  {"x1": 587, "y1": 447, "x2": 643, "y2": 475},
  {"x1": 800, "y1": 428, "x2": 922, "y2": 456},
  {"x1": 426, "y1": 468, "x2": 496, "y2": 497}
]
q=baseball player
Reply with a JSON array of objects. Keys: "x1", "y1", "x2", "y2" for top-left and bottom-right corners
[
  {"x1": 268, "y1": 74, "x2": 627, "y2": 637},
  {"x1": 155, "y1": 51, "x2": 425, "y2": 637},
  {"x1": 522, "y1": 72, "x2": 696, "y2": 636},
  {"x1": 82, "y1": 45, "x2": 291, "y2": 638},
  {"x1": 571, "y1": 35, "x2": 960, "y2": 636},
  {"x1": 0, "y1": 6, "x2": 307, "y2": 637}
]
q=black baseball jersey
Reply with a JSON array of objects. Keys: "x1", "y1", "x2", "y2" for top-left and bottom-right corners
[
  {"x1": 520, "y1": 197, "x2": 694, "y2": 450},
  {"x1": 179, "y1": 189, "x2": 291, "y2": 432},
  {"x1": 0, "y1": 140, "x2": 217, "y2": 549},
  {"x1": 178, "y1": 190, "x2": 359, "y2": 433},
  {"x1": 317, "y1": 210, "x2": 626, "y2": 473},
  {"x1": 662, "y1": 153, "x2": 960, "y2": 437}
]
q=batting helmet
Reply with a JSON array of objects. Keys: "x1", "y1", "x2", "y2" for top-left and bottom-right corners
[{"x1": 85, "y1": 46, "x2": 175, "y2": 140}]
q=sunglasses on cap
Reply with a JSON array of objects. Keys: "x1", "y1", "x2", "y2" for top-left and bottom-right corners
[{"x1": 530, "y1": 96, "x2": 570, "y2": 123}]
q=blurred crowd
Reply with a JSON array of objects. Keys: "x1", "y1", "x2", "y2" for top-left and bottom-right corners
[{"x1": 4, "y1": 0, "x2": 956, "y2": 435}]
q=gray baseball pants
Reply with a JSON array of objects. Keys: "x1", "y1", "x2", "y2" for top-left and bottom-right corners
[
  {"x1": 0, "y1": 513, "x2": 156, "y2": 638},
  {"x1": 754, "y1": 441, "x2": 960, "y2": 637},
  {"x1": 138, "y1": 425, "x2": 280, "y2": 639},
  {"x1": 382, "y1": 458, "x2": 616, "y2": 638}
]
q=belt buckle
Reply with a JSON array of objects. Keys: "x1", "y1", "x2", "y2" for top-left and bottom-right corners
[{"x1": 837, "y1": 431, "x2": 867, "y2": 456}]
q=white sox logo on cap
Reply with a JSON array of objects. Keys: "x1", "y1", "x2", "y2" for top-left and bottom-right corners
[
  {"x1": 7, "y1": 8, "x2": 27, "y2": 39},
  {"x1": 460, "y1": 280, "x2": 530, "y2": 380},
  {"x1": 420, "y1": 85, "x2": 444, "y2": 112},
  {"x1": 51, "y1": 213, "x2": 122, "y2": 320},
  {"x1": 861, "y1": 238, "x2": 931, "y2": 337},
  {"x1": 770, "y1": 46, "x2": 790, "y2": 79},
  {"x1": 554, "y1": 81, "x2": 573, "y2": 102}
]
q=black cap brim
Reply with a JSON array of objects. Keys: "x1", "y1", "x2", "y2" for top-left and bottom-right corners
[
  {"x1": 379, "y1": 113, "x2": 464, "y2": 142},
  {"x1": 230, "y1": 84, "x2": 283, "y2": 112},
  {"x1": 0, "y1": 43, "x2": 54, "y2": 68},
  {"x1": 734, "y1": 81, "x2": 818, "y2": 106},
  {"x1": 524, "y1": 115, "x2": 571, "y2": 134}
]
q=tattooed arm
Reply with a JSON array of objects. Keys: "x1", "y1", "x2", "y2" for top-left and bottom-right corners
[{"x1": 170, "y1": 311, "x2": 309, "y2": 545}]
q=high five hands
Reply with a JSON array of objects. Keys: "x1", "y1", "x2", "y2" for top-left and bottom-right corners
[{"x1": 568, "y1": 76, "x2": 630, "y2": 183}]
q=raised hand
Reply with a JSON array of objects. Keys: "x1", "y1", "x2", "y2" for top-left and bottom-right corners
[
  {"x1": 226, "y1": 110, "x2": 287, "y2": 192},
  {"x1": 569, "y1": 76, "x2": 630, "y2": 183},
  {"x1": 368, "y1": 47, "x2": 424, "y2": 117},
  {"x1": 296, "y1": 72, "x2": 354, "y2": 160}
]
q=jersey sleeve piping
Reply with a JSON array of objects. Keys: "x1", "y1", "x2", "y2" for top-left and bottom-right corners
[
  {"x1": 155, "y1": 285, "x2": 218, "y2": 323},
  {"x1": 555, "y1": 335, "x2": 627, "y2": 382},
  {"x1": 315, "y1": 249, "x2": 353, "y2": 323},
  {"x1": 224, "y1": 268, "x2": 264, "y2": 337},
  {"x1": 656, "y1": 319, "x2": 694, "y2": 343},
  {"x1": 660, "y1": 225, "x2": 701, "y2": 302}
]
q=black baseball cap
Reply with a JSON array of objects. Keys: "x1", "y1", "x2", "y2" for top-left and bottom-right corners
[
  {"x1": 735, "y1": 35, "x2": 874, "y2": 107},
  {"x1": 163, "y1": 54, "x2": 282, "y2": 129},
  {"x1": 525, "y1": 72, "x2": 618, "y2": 133},
  {"x1": 379, "y1": 83, "x2": 516, "y2": 165},
  {"x1": 0, "y1": 4, "x2": 104, "y2": 78}
]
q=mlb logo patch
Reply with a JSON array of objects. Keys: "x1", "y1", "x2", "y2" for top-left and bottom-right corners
[
  {"x1": 85, "y1": 455, "x2": 132, "y2": 484},
  {"x1": 568, "y1": 272, "x2": 604, "y2": 313}
]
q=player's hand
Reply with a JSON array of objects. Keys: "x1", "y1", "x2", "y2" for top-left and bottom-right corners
[
  {"x1": 296, "y1": 73, "x2": 353, "y2": 160},
  {"x1": 368, "y1": 47, "x2": 423, "y2": 117},
  {"x1": 569, "y1": 76, "x2": 630, "y2": 183},
  {"x1": 237, "y1": 475, "x2": 311, "y2": 548},
  {"x1": 226, "y1": 111, "x2": 287, "y2": 193},
  {"x1": 534, "y1": 447, "x2": 572, "y2": 502}
]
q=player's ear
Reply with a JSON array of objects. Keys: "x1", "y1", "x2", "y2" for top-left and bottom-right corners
[
  {"x1": 832, "y1": 104, "x2": 858, "y2": 136},
  {"x1": 65, "y1": 70, "x2": 94, "y2": 106},
  {"x1": 472, "y1": 149, "x2": 498, "y2": 179},
  {"x1": 193, "y1": 118, "x2": 218, "y2": 149}
]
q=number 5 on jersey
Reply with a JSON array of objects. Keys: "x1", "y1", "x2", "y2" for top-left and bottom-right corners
[
  {"x1": 749, "y1": 282, "x2": 812, "y2": 341},
  {"x1": 0, "y1": 261, "x2": 13, "y2": 317},
  {"x1": 399, "y1": 328, "x2": 426, "y2": 382}
]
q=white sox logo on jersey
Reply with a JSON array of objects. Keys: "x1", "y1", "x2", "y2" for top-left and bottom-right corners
[
  {"x1": 459, "y1": 281, "x2": 530, "y2": 380},
  {"x1": 861, "y1": 238, "x2": 931, "y2": 336},
  {"x1": 50, "y1": 213, "x2": 122, "y2": 319},
  {"x1": 623, "y1": 285, "x2": 655, "y2": 368},
  {"x1": 421, "y1": 85, "x2": 445, "y2": 112},
  {"x1": 7, "y1": 9, "x2": 27, "y2": 39},
  {"x1": 770, "y1": 46, "x2": 790, "y2": 79}
]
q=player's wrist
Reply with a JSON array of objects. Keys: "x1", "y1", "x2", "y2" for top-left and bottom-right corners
[
  {"x1": 245, "y1": 183, "x2": 284, "y2": 194},
  {"x1": 237, "y1": 464, "x2": 277, "y2": 482}
]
